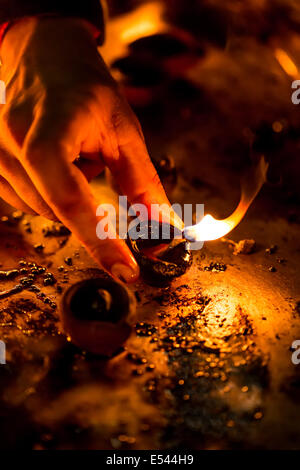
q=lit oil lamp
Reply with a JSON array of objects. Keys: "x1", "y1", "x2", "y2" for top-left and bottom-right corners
[
  {"x1": 127, "y1": 220, "x2": 192, "y2": 286},
  {"x1": 61, "y1": 157, "x2": 268, "y2": 355}
]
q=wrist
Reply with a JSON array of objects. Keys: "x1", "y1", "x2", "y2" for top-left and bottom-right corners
[
  {"x1": 1, "y1": 17, "x2": 99, "y2": 67},
  {"x1": 1, "y1": 16, "x2": 98, "y2": 47}
]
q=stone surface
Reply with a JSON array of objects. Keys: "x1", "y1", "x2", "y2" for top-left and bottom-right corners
[{"x1": 0, "y1": 0, "x2": 300, "y2": 449}]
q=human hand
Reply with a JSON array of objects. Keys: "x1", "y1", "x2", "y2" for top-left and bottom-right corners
[{"x1": 0, "y1": 17, "x2": 182, "y2": 283}]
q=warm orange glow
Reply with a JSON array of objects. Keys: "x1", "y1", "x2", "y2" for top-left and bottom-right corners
[
  {"x1": 120, "y1": 3, "x2": 167, "y2": 43},
  {"x1": 101, "y1": 2, "x2": 168, "y2": 65},
  {"x1": 185, "y1": 215, "x2": 235, "y2": 242},
  {"x1": 275, "y1": 49, "x2": 298, "y2": 77},
  {"x1": 184, "y1": 157, "x2": 269, "y2": 242}
]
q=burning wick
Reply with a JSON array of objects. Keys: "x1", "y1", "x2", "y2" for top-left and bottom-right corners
[{"x1": 183, "y1": 157, "x2": 269, "y2": 243}]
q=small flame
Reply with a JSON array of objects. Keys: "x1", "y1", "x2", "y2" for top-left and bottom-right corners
[
  {"x1": 185, "y1": 215, "x2": 235, "y2": 242},
  {"x1": 275, "y1": 49, "x2": 298, "y2": 78},
  {"x1": 184, "y1": 157, "x2": 269, "y2": 242}
]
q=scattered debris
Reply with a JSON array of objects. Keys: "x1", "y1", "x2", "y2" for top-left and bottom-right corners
[
  {"x1": 135, "y1": 322, "x2": 157, "y2": 336},
  {"x1": 222, "y1": 237, "x2": 256, "y2": 255},
  {"x1": 64, "y1": 257, "x2": 73, "y2": 266},
  {"x1": 42, "y1": 222, "x2": 71, "y2": 238},
  {"x1": 0, "y1": 211, "x2": 24, "y2": 225},
  {"x1": 43, "y1": 273, "x2": 57, "y2": 286},
  {"x1": 0, "y1": 261, "x2": 57, "y2": 305},
  {"x1": 0, "y1": 284, "x2": 24, "y2": 300},
  {"x1": 0, "y1": 269, "x2": 19, "y2": 280},
  {"x1": 233, "y1": 239, "x2": 256, "y2": 255},
  {"x1": 130, "y1": 284, "x2": 269, "y2": 446},
  {"x1": 34, "y1": 243, "x2": 45, "y2": 253},
  {"x1": 204, "y1": 262, "x2": 227, "y2": 272},
  {"x1": 0, "y1": 298, "x2": 58, "y2": 336},
  {"x1": 265, "y1": 245, "x2": 278, "y2": 255},
  {"x1": 22, "y1": 219, "x2": 32, "y2": 233}
]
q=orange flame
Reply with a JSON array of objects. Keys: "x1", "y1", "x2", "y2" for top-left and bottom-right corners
[
  {"x1": 101, "y1": 2, "x2": 168, "y2": 65},
  {"x1": 120, "y1": 2, "x2": 167, "y2": 43},
  {"x1": 184, "y1": 157, "x2": 269, "y2": 242},
  {"x1": 275, "y1": 49, "x2": 298, "y2": 78}
]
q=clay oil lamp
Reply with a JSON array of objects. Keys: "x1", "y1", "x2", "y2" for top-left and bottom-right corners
[
  {"x1": 127, "y1": 220, "x2": 193, "y2": 286},
  {"x1": 61, "y1": 278, "x2": 136, "y2": 357}
]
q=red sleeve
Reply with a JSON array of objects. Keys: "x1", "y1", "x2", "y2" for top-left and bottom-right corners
[{"x1": 0, "y1": 22, "x2": 9, "y2": 44}]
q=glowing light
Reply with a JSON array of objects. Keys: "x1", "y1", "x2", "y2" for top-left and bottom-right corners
[
  {"x1": 101, "y1": 2, "x2": 168, "y2": 65},
  {"x1": 184, "y1": 157, "x2": 269, "y2": 242},
  {"x1": 185, "y1": 214, "x2": 235, "y2": 242},
  {"x1": 275, "y1": 49, "x2": 298, "y2": 77},
  {"x1": 120, "y1": 3, "x2": 167, "y2": 43}
]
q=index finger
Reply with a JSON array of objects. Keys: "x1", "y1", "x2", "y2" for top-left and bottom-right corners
[
  {"x1": 21, "y1": 115, "x2": 139, "y2": 283},
  {"x1": 105, "y1": 107, "x2": 183, "y2": 230}
]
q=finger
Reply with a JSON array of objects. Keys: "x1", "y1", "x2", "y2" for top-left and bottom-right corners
[
  {"x1": 0, "y1": 150, "x2": 57, "y2": 220},
  {"x1": 74, "y1": 155, "x2": 105, "y2": 182},
  {"x1": 0, "y1": 175, "x2": 37, "y2": 214},
  {"x1": 107, "y1": 107, "x2": 183, "y2": 229},
  {"x1": 22, "y1": 117, "x2": 139, "y2": 283}
]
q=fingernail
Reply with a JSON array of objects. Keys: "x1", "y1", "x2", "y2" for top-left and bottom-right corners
[{"x1": 111, "y1": 263, "x2": 139, "y2": 283}]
